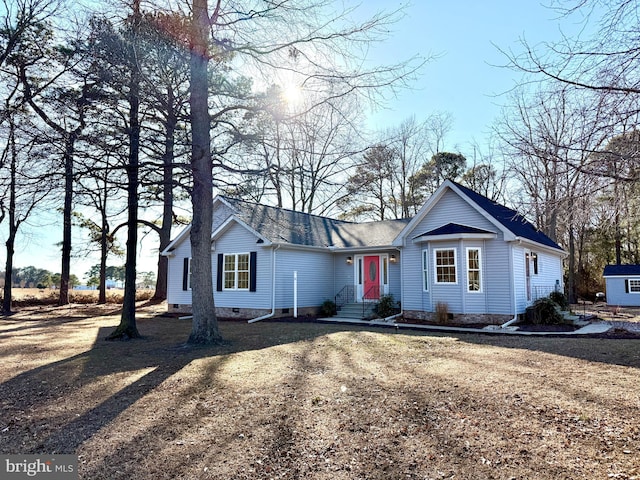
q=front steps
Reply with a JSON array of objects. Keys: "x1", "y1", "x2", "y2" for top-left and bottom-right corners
[{"x1": 336, "y1": 302, "x2": 376, "y2": 320}]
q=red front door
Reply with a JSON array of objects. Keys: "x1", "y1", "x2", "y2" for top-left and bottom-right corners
[{"x1": 363, "y1": 255, "x2": 380, "y2": 299}]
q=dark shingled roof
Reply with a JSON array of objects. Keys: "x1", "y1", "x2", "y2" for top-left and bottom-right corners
[
  {"x1": 603, "y1": 265, "x2": 640, "y2": 277},
  {"x1": 221, "y1": 197, "x2": 409, "y2": 248},
  {"x1": 414, "y1": 223, "x2": 495, "y2": 238},
  {"x1": 220, "y1": 181, "x2": 564, "y2": 252},
  {"x1": 451, "y1": 181, "x2": 563, "y2": 251},
  {"x1": 333, "y1": 219, "x2": 411, "y2": 248}
]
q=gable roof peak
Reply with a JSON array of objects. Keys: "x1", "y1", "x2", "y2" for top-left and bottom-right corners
[{"x1": 447, "y1": 180, "x2": 563, "y2": 251}]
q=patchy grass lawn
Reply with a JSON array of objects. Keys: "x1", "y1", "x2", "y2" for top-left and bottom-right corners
[{"x1": 0, "y1": 304, "x2": 639, "y2": 480}]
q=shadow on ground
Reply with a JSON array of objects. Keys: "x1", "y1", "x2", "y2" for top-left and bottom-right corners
[{"x1": 0, "y1": 311, "x2": 355, "y2": 455}]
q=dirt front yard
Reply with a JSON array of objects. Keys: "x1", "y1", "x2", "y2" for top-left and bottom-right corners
[{"x1": 1, "y1": 304, "x2": 639, "y2": 479}]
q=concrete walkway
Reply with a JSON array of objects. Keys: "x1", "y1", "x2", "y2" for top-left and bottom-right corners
[{"x1": 317, "y1": 316, "x2": 615, "y2": 336}]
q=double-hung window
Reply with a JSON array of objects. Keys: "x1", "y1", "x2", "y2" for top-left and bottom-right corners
[
  {"x1": 466, "y1": 248, "x2": 482, "y2": 292},
  {"x1": 434, "y1": 248, "x2": 457, "y2": 284},
  {"x1": 224, "y1": 253, "x2": 250, "y2": 290}
]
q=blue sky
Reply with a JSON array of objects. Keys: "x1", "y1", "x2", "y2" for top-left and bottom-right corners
[
  {"x1": 364, "y1": 1, "x2": 589, "y2": 154},
  {"x1": 6, "y1": 1, "x2": 593, "y2": 279}
]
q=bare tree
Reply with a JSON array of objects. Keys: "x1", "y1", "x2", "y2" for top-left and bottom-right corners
[
  {"x1": 384, "y1": 116, "x2": 432, "y2": 218},
  {"x1": 590, "y1": 128, "x2": 640, "y2": 265},
  {"x1": 182, "y1": 0, "x2": 425, "y2": 344},
  {"x1": 235, "y1": 88, "x2": 365, "y2": 215},
  {"x1": 0, "y1": 0, "x2": 61, "y2": 121},
  {"x1": 1, "y1": 114, "x2": 52, "y2": 314},
  {"x1": 18, "y1": 50, "x2": 99, "y2": 307},
  {"x1": 75, "y1": 147, "x2": 126, "y2": 304},
  {"x1": 505, "y1": 1, "x2": 640, "y2": 99},
  {"x1": 496, "y1": 84, "x2": 608, "y2": 301}
]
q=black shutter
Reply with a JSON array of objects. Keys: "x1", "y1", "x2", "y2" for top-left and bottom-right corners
[
  {"x1": 216, "y1": 254, "x2": 224, "y2": 291},
  {"x1": 182, "y1": 258, "x2": 189, "y2": 291},
  {"x1": 625, "y1": 279, "x2": 629, "y2": 293},
  {"x1": 249, "y1": 251, "x2": 257, "y2": 292}
]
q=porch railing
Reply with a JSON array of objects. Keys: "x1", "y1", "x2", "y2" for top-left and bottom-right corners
[
  {"x1": 532, "y1": 285, "x2": 561, "y2": 302},
  {"x1": 362, "y1": 284, "x2": 381, "y2": 318},
  {"x1": 335, "y1": 284, "x2": 355, "y2": 310}
]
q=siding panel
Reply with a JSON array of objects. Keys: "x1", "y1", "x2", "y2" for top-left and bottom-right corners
[
  {"x1": 483, "y1": 240, "x2": 513, "y2": 314},
  {"x1": 275, "y1": 249, "x2": 334, "y2": 309},
  {"x1": 512, "y1": 245, "x2": 528, "y2": 313},
  {"x1": 213, "y1": 222, "x2": 272, "y2": 309},
  {"x1": 606, "y1": 277, "x2": 640, "y2": 306},
  {"x1": 402, "y1": 246, "x2": 429, "y2": 311},
  {"x1": 166, "y1": 236, "x2": 193, "y2": 305}
]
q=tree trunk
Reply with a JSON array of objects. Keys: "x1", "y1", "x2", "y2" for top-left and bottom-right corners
[
  {"x1": 107, "y1": 1, "x2": 142, "y2": 340},
  {"x1": 58, "y1": 134, "x2": 74, "y2": 306},
  {"x1": 187, "y1": 0, "x2": 223, "y2": 345},
  {"x1": 98, "y1": 209, "x2": 108, "y2": 304},
  {"x1": 3, "y1": 218, "x2": 15, "y2": 315},
  {"x1": 3, "y1": 120, "x2": 17, "y2": 315},
  {"x1": 2, "y1": 233, "x2": 14, "y2": 314},
  {"x1": 567, "y1": 215, "x2": 577, "y2": 304},
  {"x1": 152, "y1": 88, "x2": 176, "y2": 301}
]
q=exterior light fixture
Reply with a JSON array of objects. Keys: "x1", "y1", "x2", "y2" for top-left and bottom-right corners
[
  {"x1": 346, "y1": 256, "x2": 353, "y2": 265},
  {"x1": 390, "y1": 254, "x2": 397, "y2": 263}
]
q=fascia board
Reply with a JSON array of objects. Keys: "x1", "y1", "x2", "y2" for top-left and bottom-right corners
[
  {"x1": 212, "y1": 215, "x2": 271, "y2": 245},
  {"x1": 160, "y1": 224, "x2": 191, "y2": 256}
]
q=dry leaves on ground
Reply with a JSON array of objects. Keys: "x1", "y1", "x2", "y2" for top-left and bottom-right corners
[{"x1": 0, "y1": 304, "x2": 639, "y2": 479}]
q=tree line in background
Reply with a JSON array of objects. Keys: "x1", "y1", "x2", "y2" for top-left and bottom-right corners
[
  {"x1": 1, "y1": 0, "x2": 639, "y2": 340},
  {"x1": 0, "y1": 264, "x2": 155, "y2": 289},
  {"x1": 0, "y1": 266, "x2": 80, "y2": 289}
]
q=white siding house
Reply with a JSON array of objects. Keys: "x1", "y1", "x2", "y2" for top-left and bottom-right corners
[{"x1": 163, "y1": 180, "x2": 566, "y2": 323}]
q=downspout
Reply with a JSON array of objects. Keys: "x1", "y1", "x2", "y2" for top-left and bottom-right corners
[
  {"x1": 397, "y1": 247, "x2": 403, "y2": 319},
  {"x1": 501, "y1": 242, "x2": 520, "y2": 328},
  {"x1": 382, "y1": 313, "x2": 403, "y2": 323},
  {"x1": 248, "y1": 245, "x2": 280, "y2": 323}
]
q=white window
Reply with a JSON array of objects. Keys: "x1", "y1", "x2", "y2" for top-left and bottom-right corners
[
  {"x1": 224, "y1": 253, "x2": 250, "y2": 290},
  {"x1": 628, "y1": 279, "x2": 640, "y2": 293},
  {"x1": 422, "y1": 249, "x2": 429, "y2": 291},
  {"x1": 434, "y1": 248, "x2": 457, "y2": 284},
  {"x1": 531, "y1": 252, "x2": 539, "y2": 275},
  {"x1": 466, "y1": 248, "x2": 482, "y2": 292},
  {"x1": 182, "y1": 258, "x2": 192, "y2": 291}
]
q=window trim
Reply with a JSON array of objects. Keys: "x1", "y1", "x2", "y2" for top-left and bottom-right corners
[
  {"x1": 466, "y1": 247, "x2": 482, "y2": 293},
  {"x1": 422, "y1": 248, "x2": 429, "y2": 292},
  {"x1": 223, "y1": 252, "x2": 251, "y2": 291},
  {"x1": 182, "y1": 257, "x2": 192, "y2": 291},
  {"x1": 433, "y1": 248, "x2": 457, "y2": 285},
  {"x1": 627, "y1": 279, "x2": 640, "y2": 294}
]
